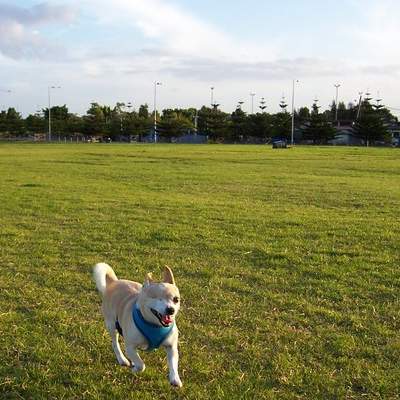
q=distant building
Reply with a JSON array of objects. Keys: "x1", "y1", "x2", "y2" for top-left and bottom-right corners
[
  {"x1": 388, "y1": 122, "x2": 400, "y2": 146},
  {"x1": 329, "y1": 125, "x2": 363, "y2": 145}
]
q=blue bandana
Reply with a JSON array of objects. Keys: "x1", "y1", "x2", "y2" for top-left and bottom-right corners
[{"x1": 132, "y1": 304, "x2": 174, "y2": 351}]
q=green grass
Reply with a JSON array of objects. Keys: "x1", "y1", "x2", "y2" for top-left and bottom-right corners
[{"x1": 0, "y1": 143, "x2": 399, "y2": 399}]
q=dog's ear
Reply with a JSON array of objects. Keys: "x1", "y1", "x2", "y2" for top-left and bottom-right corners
[
  {"x1": 163, "y1": 266, "x2": 175, "y2": 285},
  {"x1": 143, "y1": 272, "x2": 154, "y2": 287}
]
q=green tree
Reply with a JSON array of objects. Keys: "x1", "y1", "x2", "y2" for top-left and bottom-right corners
[
  {"x1": 1, "y1": 108, "x2": 25, "y2": 136},
  {"x1": 329, "y1": 101, "x2": 337, "y2": 122},
  {"x1": 158, "y1": 109, "x2": 193, "y2": 139},
  {"x1": 131, "y1": 104, "x2": 152, "y2": 140},
  {"x1": 296, "y1": 107, "x2": 310, "y2": 125},
  {"x1": 42, "y1": 105, "x2": 69, "y2": 120},
  {"x1": 66, "y1": 114, "x2": 85, "y2": 137},
  {"x1": 230, "y1": 108, "x2": 248, "y2": 141},
  {"x1": 198, "y1": 106, "x2": 229, "y2": 140},
  {"x1": 302, "y1": 103, "x2": 335, "y2": 144},
  {"x1": 243, "y1": 113, "x2": 272, "y2": 141},
  {"x1": 44, "y1": 105, "x2": 69, "y2": 136},
  {"x1": 353, "y1": 100, "x2": 390, "y2": 145},
  {"x1": 25, "y1": 113, "x2": 46, "y2": 135},
  {"x1": 0, "y1": 111, "x2": 8, "y2": 136},
  {"x1": 270, "y1": 112, "x2": 291, "y2": 140},
  {"x1": 337, "y1": 101, "x2": 347, "y2": 122},
  {"x1": 138, "y1": 104, "x2": 149, "y2": 119},
  {"x1": 84, "y1": 103, "x2": 109, "y2": 136}
]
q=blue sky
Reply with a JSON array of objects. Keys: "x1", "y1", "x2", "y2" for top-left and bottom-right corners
[{"x1": 1, "y1": 0, "x2": 400, "y2": 116}]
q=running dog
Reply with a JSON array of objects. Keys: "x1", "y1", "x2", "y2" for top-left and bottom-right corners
[{"x1": 93, "y1": 263, "x2": 182, "y2": 387}]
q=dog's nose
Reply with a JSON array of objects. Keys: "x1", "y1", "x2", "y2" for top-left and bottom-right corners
[{"x1": 166, "y1": 307, "x2": 175, "y2": 315}]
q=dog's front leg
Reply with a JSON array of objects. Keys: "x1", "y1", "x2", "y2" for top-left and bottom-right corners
[
  {"x1": 111, "y1": 331, "x2": 130, "y2": 367},
  {"x1": 165, "y1": 344, "x2": 182, "y2": 387},
  {"x1": 126, "y1": 346, "x2": 145, "y2": 373}
]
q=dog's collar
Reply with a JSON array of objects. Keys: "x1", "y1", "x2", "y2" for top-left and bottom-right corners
[{"x1": 132, "y1": 304, "x2": 174, "y2": 351}]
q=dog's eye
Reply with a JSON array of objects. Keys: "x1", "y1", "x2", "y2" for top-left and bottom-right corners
[{"x1": 173, "y1": 296, "x2": 179, "y2": 304}]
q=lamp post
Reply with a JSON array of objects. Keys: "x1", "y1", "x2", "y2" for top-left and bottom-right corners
[
  {"x1": 119, "y1": 104, "x2": 125, "y2": 135},
  {"x1": 356, "y1": 92, "x2": 363, "y2": 120},
  {"x1": 250, "y1": 93, "x2": 256, "y2": 114},
  {"x1": 48, "y1": 85, "x2": 61, "y2": 142},
  {"x1": 334, "y1": 84, "x2": 341, "y2": 124},
  {"x1": 194, "y1": 109, "x2": 198, "y2": 135},
  {"x1": 154, "y1": 81, "x2": 162, "y2": 143},
  {"x1": 291, "y1": 79, "x2": 299, "y2": 146}
]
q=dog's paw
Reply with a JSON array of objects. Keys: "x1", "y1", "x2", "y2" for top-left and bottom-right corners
[
  {"x1": 132, "y1": 364, "x2": 146, "y2": 373},
  {"x1": 169, "y1": 376, "x2": 183, "y2": 388}
]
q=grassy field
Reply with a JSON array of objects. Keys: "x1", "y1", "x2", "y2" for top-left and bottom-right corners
[{"x1": 0, "y1": 143, "x2": 399, "y2": 399}]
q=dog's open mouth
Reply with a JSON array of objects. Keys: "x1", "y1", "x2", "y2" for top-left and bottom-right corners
[{"x1": 151, "y1": 308, "x2": 173, "y2": 327}]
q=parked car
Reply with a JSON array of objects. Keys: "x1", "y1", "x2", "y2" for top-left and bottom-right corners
[{"x1": 272, "y1": 137, "x2": 288, "y2": 149}]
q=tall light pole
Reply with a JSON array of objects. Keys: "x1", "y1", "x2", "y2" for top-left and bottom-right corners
[
  {"x1": 153, "y1": 81, "x2": 162, "y2": 143},
  {"x1": 210, "y1": 86, "x2": 215, "y2": 107},
  {"x1": 194, "y1": 109, "x2": 198, "y2": 135},
  {"x1": 250, "y1": 93, "x2": 256, "y2": 114},
  {"x1": 291, "y1": 79, "x2": 299, "y2": 145},
  {"x1": 356, "y1": 91, "x2": 363, "y2": 120},
  {"x1": 334, "y1": 84, "x2": 341, "y2": 125},
  {"x1": 119, "y1": 103, "x2": 126, "y2": 135},
  {"x1": 48, "y1": 85, "x2": 60, "y2": 141}
]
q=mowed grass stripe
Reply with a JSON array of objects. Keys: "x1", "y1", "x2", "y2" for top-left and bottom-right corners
[{"x1": 0, "y1": 143, "x2": 399, "y2": 399}]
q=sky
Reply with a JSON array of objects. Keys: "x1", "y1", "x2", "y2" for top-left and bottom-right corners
[{"x1": 1, "y1": 0, "x2": 400, "y2": 116}]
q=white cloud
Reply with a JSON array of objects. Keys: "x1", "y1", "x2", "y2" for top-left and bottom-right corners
[
  {"x1": 0, "y1": 2, "x2": 77, "y2": 59},
  {"x1": 85, "y1": 0, "x2": 277, "y2": 62},
  {"x1": 81, "y1": 0, "x2": 400, "y2": 84},
  {"x1": 2, "y1": 0, "x2": 400, "y2": 116}
]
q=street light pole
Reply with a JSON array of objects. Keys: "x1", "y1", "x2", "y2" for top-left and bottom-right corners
[
  {"x1": 334, "y1": 84, "x2": 341, "y2": 125},
  {"x1": 250, "y1": 93, "x2": 256, "y2": 114},
  {"x1": 48, "y1": 85, "x2": 60, "y2": 142},
  {"x1": 194, "y1": 109, "x2": 198, "y2": 135},
  {"x1": 291, "y1": 80, "x2": 299, "y2": 146},
  {"x1": 210, "y1": 87, "x2": 214, "y2": 107},
  {"x1": 356, "y1": 92, "x2": 363, "y2": 120},
  {"x1": 153, "y1": 81, "x2": 162, "y2": 143},
  {"x1": 120, "y1": 104, "x2": 126, "y2": 135}
]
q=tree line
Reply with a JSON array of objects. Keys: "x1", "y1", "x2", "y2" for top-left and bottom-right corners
[{"x1": 0, "y1": 97, "x2": 397, "y2": 145}]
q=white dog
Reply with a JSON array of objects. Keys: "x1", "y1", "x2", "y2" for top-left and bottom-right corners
[{"x1": 93, "y1": 263, "x2": 182, "y2": 387}]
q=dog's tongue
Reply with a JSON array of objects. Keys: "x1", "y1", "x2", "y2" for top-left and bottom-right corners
[{"x1": 162, "y1": 315, "x2": 172, "y2": 325}]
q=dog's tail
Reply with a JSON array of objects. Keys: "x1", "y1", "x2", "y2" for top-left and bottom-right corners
[{"x1": 93, "y1": 263, "x2": 118, "y2": 296}]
